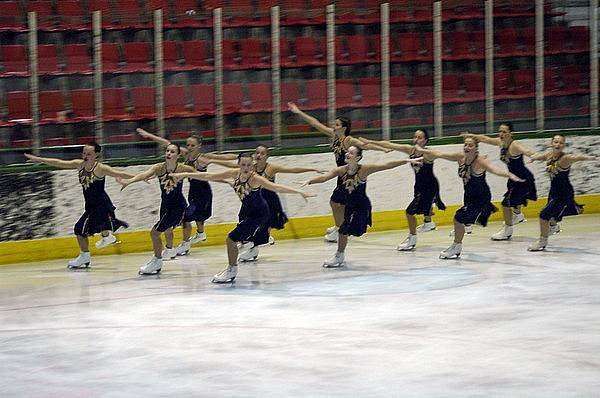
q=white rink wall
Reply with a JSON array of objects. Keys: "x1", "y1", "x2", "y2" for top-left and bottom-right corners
[{"x1": 47, "y1": 135, "x2": 600, "y2": 238}]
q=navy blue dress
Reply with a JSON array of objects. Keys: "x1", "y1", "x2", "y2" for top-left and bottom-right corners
[
  {"x1": 330, "y1": 135, "x2": 349, "y2": 205},
  {"x1": 338, "y1": 165, "x2": 372, "y2": 237},
  {"x1": 454, "y1": 157, "x2": 498, "y2": 227},
  {"x1": 540, "y1": 154, "x2": 583, "y2": 221},
  {"x1": 256, "y1": 163, "x2": 288, "y2": 230},
  {"x1": 228, "y1": 172, "x2": 271, "y2": 245},
  {"x1": 74, "y1": 162, "x2": 128, "y2": 236},
  {"x1": 500, "y1": 140, "x2": 537, "y2": 208},
  {"x1": 183, "y1": 155, "x2": 213, "y2": 224},
  {"x1": 406, "y1": 148, "x2": 446, "y2": 215},
  {"x1": 154, "y1": 163, "x2": 188, "y2": 232}
]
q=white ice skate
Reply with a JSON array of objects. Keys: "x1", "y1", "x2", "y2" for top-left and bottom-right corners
[
  {"x1": 238, "y1": 241, "x2": 254, "y2": 252},
  {"x1": 189, "y1": 231, "x2": 207, "y2": 244},
  {"x1": 67, "y1": 252, "x2": 91, "y2": 269},
  {"x1": 439, "y1": 243, "x2": 462, "y2": 259},
  {"x1": 212, "y1": 265, "x2": 238, "y2": 283},
  {"x1": 323, "y1": 252, "x2": 345, "y2": 268},
  {"x1": 397, "y1": 234, "x2": 417, "y2": 251},
  {"x1": 527, "y1": 237, "x2": 548, "y2": 252},
  {"x1": 449, "y1": 225, "x2": 473, "y2": 237},
  {"x1": 95, "y1": 233, "x2": 117, "y2": 249},
  {"x1": 238, "y1": 246, "x2": 259, "y2": 262},
  {"x1": 326, "y1": 225, "x2": 338, "y2": 234},
  {"x1": 268, "y1": 235, "x2": 275, "y2": 245},
  {"x1": 176, "y1": 241, "x2": 191, "y2": 256},
  {"x1": 139, "y1": 256, "x2": 163, "y2": 275},
  {"x1": 416, "y1": 221, "x2": 436, "y2": 233},
  {"x1": 324, "y1": 229, "x2": 339, "y2": 243},
  {"x1": 549, "y1": 223, "x2": 561, "y2": 235},
  {"x1": 512, "y1": 212, "x2": 525, "y2": 225},
  {"x1": 491, "y1": 225, "x2": 513, "y2": 241},
  {"x1": 162, "y1": 247, "x2": 177, "y2": 260}
]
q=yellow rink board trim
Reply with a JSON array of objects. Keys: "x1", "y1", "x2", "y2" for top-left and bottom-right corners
[{"x1": 1, "y1": 194, "x2": 599, "y2": 265}]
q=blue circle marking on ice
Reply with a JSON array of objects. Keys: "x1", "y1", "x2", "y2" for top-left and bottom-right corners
[{"x1": 219, "y1": 267, "x2": 482, "y2": 296}]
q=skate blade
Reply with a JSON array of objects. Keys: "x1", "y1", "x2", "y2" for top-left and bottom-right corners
[
  {"x1": 212, "y1": 277, "x2": 236, "y2": 284},
  {"x1": 397, "y1": 246, "x2": 415, "y2": 251},
  {"x1": 138, "y1": 269, "x2": 161, "y2": 275},
  {"x1": 323, "y1": 262, "x2": 345, "y2": 268},
  {"x1": 176, "y1": 251, "x2": 189, "y2": 256},
  {"x1": 239, "y1": 257, "x2": 257, "y2": 263},
  {"x1": 490, "y1": 236, "x2": 511, "y2": 241},
  {"x1": 67, "y1": 263, "x2": 91, "y2": 270},
  {"x1": 439, "y1": 254, "x2": 460, "y2": 259},
  {"x1": 95, "y1": 240, "x2": 122, "y2": 249}
]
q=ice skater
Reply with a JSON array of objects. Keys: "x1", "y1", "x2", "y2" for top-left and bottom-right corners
[
  {"x1": 24, "y1": 143, "x2": 131, "y2": 269},
  {"x1": 462, "y1": 122, "x2": 537, "y2": 241},
  {"x1": 358, "y1": 129, "x2": 446, "y2": 251},
  {"x1": 172, "y1": 152, "x2": 315, "y2": 283},
  {"x1": 301, "y1": 145, "x2": 422, "y2": 268},
  {"x1": 287, "y1": 102, "x2": 390, "y2": 243},
  {"x1": 137, "y1": 128, "x2": 237, "y2": 256},
  {"x1": 117, "y1": 144, "x2": 197, "y2": 275},
  {"x1": 527, "y1": 134, "x2": 598, "y2": 251},
  {"x1": 416, "y1": 137, "x2": 524, "y2": 259}
]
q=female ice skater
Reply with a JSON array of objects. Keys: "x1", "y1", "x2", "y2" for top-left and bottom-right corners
[
  {"x1": 117, "y1": 144, "x2": 197, "y2": 275},
  {"x1": 416, "y1": 137, "x2": 524, "y2": 259},
  {"x1": 462, "y1": 122, "x2": 537, "y2": 241},
  {"x1": 237, "y1": 145, "x2": 324, "y2": 261},
  {"x1": 172, "y1": 152, "x2": 315, "y2": 283},
  {"x1": 358, "y1": 129, "x2": 446, "y2": 251},
  {"x1": 287, "y1": 102, "x2": 389, "y2": 242},
  {"x1": 527, "y1": 134, "x2": 598, "y2": 251},
  {"x1": 301, "y1": 145, "x2": 422, "y2": 267},
  {"x1": 137, "y1": 128, "x2": 237, "y2": 256},
  {"x1": 25, "y1": 143, "x2": 131, "y2": 269}
]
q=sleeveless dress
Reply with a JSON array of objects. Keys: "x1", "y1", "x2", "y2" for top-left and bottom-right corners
[
  {"x1": 406, "y1": 148, "x2": 446, "y2": 215},
  {"x1": 500, "y1": 140, "x2": 537, "y2": 208},
  {"x1": 256, "y1": 163, "x2": 288, "y2": 230},
  {"x1": 330, "y1": 135, "x2": 349, "y2": 205},
  {"x1": 454, "y1": 157, "x2": 498, "y2": 227},
  {"x1": 228, "y1": 172, "x2": 271, "y2": 245},
  {"x1": 74, "y1": 162, "x2": 128, "y2": 236},
  {"x1": 338, "y1": 165, "x2": 372, "y2": 237},
  {"x1": 154, "y1": 162, "x2": 188, "y2": 232},
  {"x1": 183, "y1": 155, "x2": 213, "y2": 224},
  {"x1": 539, "y1": 153, "x2": 584, "y2": 221}
]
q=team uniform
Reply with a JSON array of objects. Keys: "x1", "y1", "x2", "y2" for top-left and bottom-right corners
[
  {"x1": 406, "y1": 149, "x2": 446, "y2": 216},
  {"x1": 338, "y1": 165, "x2": 372, "y2": 237},
  {"x1": 500, "y1": 140, "x2": 537, "y2": 209},
  {"x1": 228, "y1": 172, "x2": 271, "y2": 246},
  {"x1": 454, "y1": 157, "x2": 498, "y2": 227},
  {"x1": 183, "y1": 155, "x2": 212, "y2": 224},
  {"x1": 154, "y1": 162, "x2": 188, "y2": 233},
  {"x1": 256, "y1": 163, "x2": 288, "y2": 230},
  {"x1": 540, "y1": 154, "x2": 583, "y2": 222},
  {"x1": 330, "y1": 135, "x2": 349, "y2": 205},
  {"x1": 74, "y1": 162, "x2": 128, "y2": 237}
]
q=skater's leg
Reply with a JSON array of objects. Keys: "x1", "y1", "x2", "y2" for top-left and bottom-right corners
[{"x1": 150, "y1": 228, "x2": 163, "y2": 258}]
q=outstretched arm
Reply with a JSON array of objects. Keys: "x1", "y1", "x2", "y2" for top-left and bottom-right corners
[
  {"x1": 511, "y1": 140, "x2": 536, "y2": 158},
  {"x1": 137, "y1": 128, "x2": 189, "y2": 156},
  {"x1": 97, "y1": 163, "x2": 136, "y2": 179},
  {"x1": 345, "y1": 136, "x2": 390, "y2": 153},
  {"x1": 253, "y1": 175, "x2": 316, "y2": 200},
  {"x1": 270, "y1": 163, "x2": 324, "y2": 174},
  {"x1": 414, "y1": 145, "x2": 462, "y2": 162},
  {"x1": 202, "y1": 151, "x2": 238, "y2": 161},
  {"x1": 287, "y1": 102, "x2": 334, "y2": 138},
  {"x1": 461, "y1": 132, "x2": 501, "y2": 146},
  {"x1": 301, "y1": 167, "x2": 344, "y2": 186},
  {"x1": 528, "y1": 150, "x2": 550, "y2": 162},
  {"x1": 562, "y1": 153, "x2": 600, "y2": 167},
  {"x1": 24, "y1": 153, "x2": 81, "y2": 169},
  {"x1": 478, "y1": 157, "x2": 525, "y2": 182},
  {"x1": 361, "y1": 158, "x2": 422, "y2": 176},
  {"x1": 357, "y1": 137, "x2": 413, "y2": 154},
  {"x1": 202, "y1": 157, "x2": 238, "y2": 168},
  {"x1": 171, "y1": 169, "x2": 238, "y2": 182},
  {"x1": 118, "y1": 164, "x2": 161, "y2": 190}
]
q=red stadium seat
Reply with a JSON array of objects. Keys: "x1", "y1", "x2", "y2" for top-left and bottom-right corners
[
  {"x1": 57, "y1": 0, "x2": 88, "y2": 29},
  {"x1": 164, "y1": 86, "x2": 193, "y2": 117},
  {"x1": 77, "y1": 136, "x2": 97, "y2": 145},
  {"x1": 562, "y1": 65, "x2": 589, "y2": 95},
  {"x1": 7, "y1": 91, "x2": 31, "y2": 122},
  {"x1": 358, "y1": 77, "x2": 380, "y2": 107},
  {"x1": 131, "y1": 87, "x2": 156, "y2": 118},
  {"x1": 411, "y1": 74, "x2": 433, "y2": 104},
  {"x1": 239, "y1": 39, "x2": 269, "y2": 68},
  {"x1": 463, "y1": 72, "x2": 485, "y2": 101},
  {"x1": 248, "y1": 82, "x2": 272, "y2": 112},
  {"x1": 442, "y1": 73, "x2": 461, "y2": 102},
  {"x1": 421, "y1": 32, "x2": 434, "y2": 60},
  {"x1": 102, "y1": 43, "x2": 121, "y2": 72},
  {"x1": 102, "y1": 88, "x2": 129, "y2": 120},
  {"x1": 163, "y1": 41, "x2": 181, "y2": 70},
  {"x1": 336, "y1": 79, "x2": 356, "y2": 108},
  {"x1": 392, "y1": 33, "x2": 420, "y2": 62},
  {"x1": 108, "y1": 134, "x2": 134, "y2": 143},
  {"x1": 1, "y1": 45, "x2": 28, "y2": 76},
  {"x1": 43, "y1": 137, "x2": 72, "y2": 146},
  {"x1": 519, "y1": 28, "x2": 535, "y2": 55},
  {"x1": 286, "y1": 124, "x2": 311, "y2": 133},
  {"x1": 513, "y1": 69, "x2": 535, "y2": 98},
  {"x1": 0, "y1": 1, "x2": 26, "y2": 32},
  {"x1": 495, "y1": 29, "x2": 519, "y2": 57},
  {"x1": 39, "y1": 90, "x2": 66, "y2": 122},
  {"x1": 115, "y1": 0, "x2": 148, "y2": 28},
  {"x1": 229, "y1": 127, "x2": 254, "y2": 137},
  {"x1": 494, "y1": 71, "x2": 513, "y2": 99},
  {"x1": 445, "y1": 31, "x2": 473, "y2": 60},
  {"x1": 71, "y1": 89, "x2": 96, "y2": 121},
  {"x1": 182, "y1": 40, "x2": 213, "y2": 70},
  {"x1": 64, "y1": 44, "x2": 92, "y2": 74},
  {"x1": 192, "y1": 84, "x2": 215, "y2": 114},
  {"x1": 545, "y1": 26, "x2": 567, "y2": 54},
  {"x1": 27, "y1": 1, "x2": 54, "y2": 29},
  {"x1": 390, "y1": 75, "x2": 409, "y2": 105},
  {"x1": 305, "y1": 79, "x2": 327, "y2": 109},
  {"x1": 281, "y1": 81, "x2": 302, "y2": 110},
  {"x1": 37, "y1": 44, "x2": 60, "y2": 75},
  {"x1": 222, "y1": 40, "x2": 238, "y2": 68},
  {"x1": 293, "y1": 37, "x2": 325, "y2": 66},
  {"x1": 346, "y1": 35, "x2": 374, "y2": 63},
  {"x1": 168, "y1": 131, "x2": 192, "y2": 141},
  {"x1": 544, "y1": 68, "x2": 562, "y2": 96},
  {"x1": 123, "y1": 42, "x2": 153, "y2": 72},
  {"x1": 223, "y1": 84, "x2": 245, "y2": 113},
  {"x1": 11, "y1": 140, "x2": 34, "y2": 148},
  {"x1": 569, "y1": 26, "x2": 590, "y2": 52}
]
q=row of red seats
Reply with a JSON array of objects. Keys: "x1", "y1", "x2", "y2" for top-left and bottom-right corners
[
  {"x1": 0, "y1": 27, "x2": 589, "y2": 77},
  {"x1": 0, "y1": 0, "x2": 557, "y2": 32},
  {"x1": 2, "y1": 66, "x2": 590, "y2": 125}
]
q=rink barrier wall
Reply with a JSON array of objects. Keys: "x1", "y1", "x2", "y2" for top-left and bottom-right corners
[{"x1": 1, "y1": 193, "x2": 599, "y2": 265}]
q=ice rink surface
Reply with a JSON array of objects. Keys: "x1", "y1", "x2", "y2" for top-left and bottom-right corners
[{"x1": 2, "y1": 215, "x2": 600, "y2": 397}]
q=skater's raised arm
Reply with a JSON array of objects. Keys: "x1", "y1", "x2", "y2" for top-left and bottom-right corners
[
  {"x1": 414, "y1": 145, "x2": 462, "y2": 162},
  {"x1": 345, "y1": 136, "x2": 391, "y2": 153},
  {"x1": 201, "y1": 157, "x2": 238, "y2": 168},
  {"x1": 252, "y1": 175, "x2": 316, "y2": 201},
  {"x1": 561, "y1": 153, "x2": 600, "y2": 166},
  {"x1": 358, "y1": 137, "x2": 413, "y2": 154},
  {"x1": 202, "y1": 151, "x2": 238, "y2": 161},
  {"x1": 361, "y1": 158, "x2": 423, "y2": 176},
  {"x1": 510, "y1": 140, "x2": 536, "y2": 157},
  {"x1": 270, "y1": 163, "x2": 324, "y2": 175},
  {"x1": 118, "y1": 164, "x2": 161, "y2": 189},
  {"x1": 461, "y1": 132, "x2": 501, "y2": 146},
  {"x1": 287, "y1": 102, "x2": 335, "y2": 138},
  {"x1": 24, "y1": 153, "x2": 81, "y2": 169},
  {"x1": 96, "y1": 163, "x2": 136, "y2": 179},
  {"x1": 301, "y1": 167, "x2": 345, "y2": 186},
  {"x1": 171, "y1": 169, "x2": 238, "y2": 183},
  {"x1": 477, "y1": 156, "x2": 525, "y2": 182},
  {"x1": 528, "y1": 150, "x2": 550, "y2": 162}
]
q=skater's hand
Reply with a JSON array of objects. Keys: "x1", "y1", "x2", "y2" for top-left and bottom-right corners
[
  {"x1": 508, "y1": 172, "x2": 526, "y2": 183},
  {"x1": 117, "y1": 177, "x2": 131, "y2": 190},
  {"x1": 301, "y1": 191, "x2": 316, "y2": 201},
  {"x1": 287, "y1": 102, "x2": 300, "y2": 114},
  {"x1": 144, "y1": 175, "x2": 155, "y2": 183},
  {"x1": 357, "y1": 137, "x2": 371, "y2": 143},
  {"x1": 298, "y1": 179, "x2": 311, "y2": 187},
  {"x1": 170, "y1": 173, "x2": 184, "y2": 183},
  {"x1": 315, "y1": 169, "x2": 329, "y2": 174},
  {"x1": 136, "y1": 128, "x2": 150, "y2": 137},
  {"x1": 24, "y1": 153, "x2": 42, "y2": 163},
  {"x1": 407, "y1": 156, "x2": 423, "y2": 165}
]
